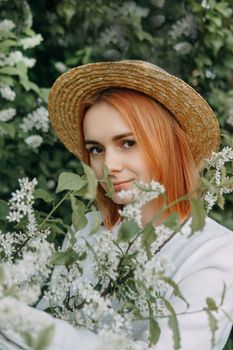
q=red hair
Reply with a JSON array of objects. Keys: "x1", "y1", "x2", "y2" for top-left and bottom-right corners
[{"x1": 79, "y1": 89, "x2": 199, "y2": 229}]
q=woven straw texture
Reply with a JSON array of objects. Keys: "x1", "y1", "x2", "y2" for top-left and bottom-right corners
[{"x1": 48, "y1": 60, "x2": 220, "y2": 168}]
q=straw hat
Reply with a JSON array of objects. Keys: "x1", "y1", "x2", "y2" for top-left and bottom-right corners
[{"x1": 48, "y1": 60, "x2": 220, "y2": 169}]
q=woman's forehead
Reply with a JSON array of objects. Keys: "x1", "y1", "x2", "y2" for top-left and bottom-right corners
[{"x1": 83, "y1": 101, "x2": 132, "y2": 140}]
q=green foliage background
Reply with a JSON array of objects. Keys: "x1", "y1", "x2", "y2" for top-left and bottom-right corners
[{"x1": 0, "y1": 0, "x2": 232, "y2": 229}]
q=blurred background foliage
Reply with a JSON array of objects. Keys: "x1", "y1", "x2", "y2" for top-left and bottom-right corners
[{"x1": 0, "y1": 0, "x2": 233, "y2": 230}]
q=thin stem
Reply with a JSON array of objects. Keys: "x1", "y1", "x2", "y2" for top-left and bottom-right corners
[{"x1": 39, "y1": 191, "x2": 71, "y2": 228}]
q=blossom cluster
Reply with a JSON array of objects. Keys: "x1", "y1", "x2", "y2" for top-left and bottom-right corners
[
  {"x1": 0, "y1": 85, "x2": 16, "y2": 101},
  {"x1": 20, "y1": 106, "x2": 49, "y2": 133},
  {"x1": 0, "y1": 50, "x2": 36, "y2": 68},
  {"x1": 20, "y1": 34, "x2": 43, "y2": 50},
  {"x1": 7, "y1": 177, "x2": 38, "y2": 223},
  {"x1": 0, "y1": 19, "x2": 15, "y2": 32},
  {"x1": 169, "y1": 14, "x2": 197, "y2": 41},
  {"x1": 119, "y1": 180, "x2": 165, "y2": 227},
  {"x1": 203, "y1": 146, "x2": 233, "y2": 211},
  {"x1": 0, "y1": 108, "x2": 16, "y2": 122}
]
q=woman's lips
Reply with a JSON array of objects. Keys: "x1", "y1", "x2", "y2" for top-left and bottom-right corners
[{"x1": 113, "y1": 180, "x2": 132, "y2": 191}]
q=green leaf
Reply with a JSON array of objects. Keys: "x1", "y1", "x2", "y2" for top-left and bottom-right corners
[
  {"x1": 161, "y1": 279, "x2": 189, "y2": 307},
  {"x1": 102, "y1": 164, "x2": 115, "y2": 199},
  {"x1": 34, "y1": 189, "x2": 54, "y2": 203},
  {"x1": 163, "y1": 212, "x2": 180, "y2": 231},
  {"x1": 50, "y1": 248, "x2": 80, "y2": 266},
  {"x1": 0, "y1": 66, "x2": 19, "y2": 75},
  {"x1": 217, "y1": 193, "x2": 225, "y2": 210},
  {"x1": 4, "y1": 285, "x2": 17, "y2": 297},
  {"x1": 39, "y1": 87, "x2": 50, "y2": 103},
  {"x1": 0, "y1": 30, "x2": 16, "y2": 39},
  {"x1": 206, "y1": 309, "x2": 218, "y2": 347},
  {"x1": 220, "y1": 284, "x2": 226, "y2": 306},
  {"x1": 190, "y1": 198, "x2": 206, "y2": 235},
  {"x1": 0, "y1": 266, "x2": 5, "y2": 284},
  {"x1": 82, "y1": 162, "x2": 98, "y2": 200},
  {"x1": 141, "y1": 223, "x2": 155, "y2": 259},
  {"x1": 206, "y1": 297, "x2": 218, "y2": 311},
  {"x1": 117, "y1": 220, "x2": 140, "y2": 242},
  {"x1": 164, "y1": 299, "x2": 181, "y2": 350},
  {"x1": 0, "y1": 199, "x2": 10, "y2": 220},
  {"x1": 34, "y1": 325, "x2": 55, "y2": 350},
  {"x1": 89, "y1": 210, "x2": 102, "y2": 234},
  {"x1": 0, "y1": 122, "x2": 15, "y2": 138},
  {"x1": 168, "y1": 315, "x2": 181, "y2": 350},
  {"x1": 21, "y1": 331, "x2": 34, "y2": 347},
  {"x1": 70, "y1": 195, "x2": 88, "y2": 230},
  {"x1": 0, "y1": 39, "x2": 18, "y2": 51},
  {"x1": 149, "y1": 317, "x2": 161, "y2": 346},
  {"x1": 56, "y1": 172, "x2": 86, "y2": 193}
]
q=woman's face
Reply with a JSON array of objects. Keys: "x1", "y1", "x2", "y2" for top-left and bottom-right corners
[{"x1": 83, "y1": 101, "x2": 151, "y2": 205}]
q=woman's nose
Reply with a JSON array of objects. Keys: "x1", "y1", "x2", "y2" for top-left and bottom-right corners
[{"x1": 104, "y1": 148, "x2": 123, "y2": 174}]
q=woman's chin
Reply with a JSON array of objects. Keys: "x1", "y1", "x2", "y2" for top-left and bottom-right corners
[{"x1": 111, "y1": 191, "x2": 133, "y2": 205}]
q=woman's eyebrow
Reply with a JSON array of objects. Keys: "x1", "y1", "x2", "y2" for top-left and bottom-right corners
[{"x1": 84, "y1": 132, "x2": 133, "y2": 145}]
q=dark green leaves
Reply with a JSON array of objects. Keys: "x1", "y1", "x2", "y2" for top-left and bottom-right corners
[{"x1": 0, "y1": 199, "x2": 9, "y2": 220}]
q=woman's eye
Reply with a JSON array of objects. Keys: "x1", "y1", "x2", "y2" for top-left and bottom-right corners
[
  {"x1": 87, "y1": 146, "x2": 103, "y2": 155},
  {"x1": 122, "y1": 140, "x2": 136, "y2": 149}
]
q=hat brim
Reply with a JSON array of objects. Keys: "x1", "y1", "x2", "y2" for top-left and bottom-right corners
[{"x1": 48, "y1": 60, "x2": 220, "y2": 169}]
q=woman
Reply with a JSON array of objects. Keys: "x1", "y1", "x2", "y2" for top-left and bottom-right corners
[
  {"x1": 4, "y1": 61, "x2": 232, "y2": 350},
  {"x1": 44, "y1": 60, "x2": 233, "y2": 349}
]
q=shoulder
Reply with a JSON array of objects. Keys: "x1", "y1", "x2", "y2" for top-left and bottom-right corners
[{"x1": 161, "y1": 217, "x2": 233, "y2": 278}]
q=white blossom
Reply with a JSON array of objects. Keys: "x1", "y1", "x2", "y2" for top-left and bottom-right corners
[
  {"x1": 21, "y1": 56, "x2": 36, "y2": 68},
  {"x1": 0, "y1": 85, "x2": 16, "y2": 101},
  {"x1": 205, "y1": 68, "x2": 216, "y2": 80},
  {"x1": 100, "y1": 26, "x2": 129, "y2": 52},
  {"x1": 7, "y1": 177, "x2": 38, "y2": 223},
  {"x1": 20, "y1": 34, "x2": 43, "y2": 49},
  {"x1": 174, "y1": 42, "x2": 192, "y2": 55},
  {"x1": 25, "y1": 135, "x2": 43, "y2": 149},
  {"x1": 119, "y1": 2, "x2": 149, "y2": 18},
  {"x1": 226, "y1": 96, "x2": 233, "y2": 127},
  {"x1": 119, "y1": 180, "x2": 165, "y2": 227},
  {"x1": 152, "y1": 225, "x2": 174, "y2": 252},
  {"x1": 150, "y1": 0, "x2": 165, "y2": 8},
  {"x1": 3, "y1": 234, "x2": 53, "y2": 304},
  {"x1": 20, "y1": 106, "x2": 49, "y2": 133},
  {"x1": 86, "y1": 229, "x2": 121, "y2": 282},
  {"x1": 0, "y1": 232, "x2": 16, "y2": 261},
  {"x1": 201, "y1": 0, "x2": 210, "y2": 9},
  {"x1": 227, "y1": 115, "x2": 233, "y2": 127},
  {"x1": 6, "y1": 50, "x2": 23, "y2": 66},
  {"x1": 0, "y1": 19, "x2": 15, "y2": 32},
  {"x1": 170, "y1": 15, "x2": 197, "y2": 40},
  {"x1": 54, "y1": 61, "x2": 68, "y2": 73},
  {"x1": 0, "y1": 108, "x2": 16, "y2": 122},
  {"x1": 207, "y1": 147, "x2": 233, "y2": 171}
]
